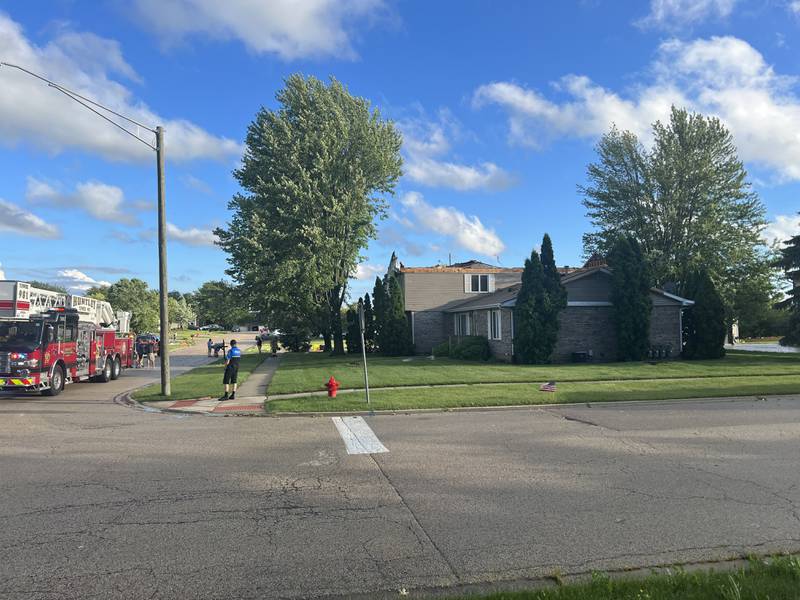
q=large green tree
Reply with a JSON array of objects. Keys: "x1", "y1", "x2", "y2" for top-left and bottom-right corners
[
  {"x1": 581, "y1": 106, "x2": 769, "y2": 313},
  {"x1": 381, "y1": 275, "x2": 412, "y2": 356},
  {"x1": 513, "y1": 249, "x2": 547, "y2": 364},
  {"x1": 775, "y1": 215, "x2": 800, "y2": 345},
  {"x1": 682, "y1": 269, "x2": 727, "y2": 359},
  {"x1": 608, "y1": 236, "x2": 652, "y2": 361},
  {"x1": 372, "y1": 276, "x2": 388, "y2": 352},
  {"x1": 362, "y1": 292, "x2": 375, "y2": 352},
  {"x1": 96, "y1": 278, "x2": 159, "y2": 333},
  {"x1": 216, "y1": 75, "x2": 403, "y2": 354},
  {"x1": 193, "y1": 281, "x2": 249, "y2": 329}
]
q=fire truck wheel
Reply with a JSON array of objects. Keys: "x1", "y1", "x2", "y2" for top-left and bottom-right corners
[
  {"x1": 110, "y1": 356, "x2": 121, "y2": 380},
  {"x1": 95, "y1": 358, "x2": 112, "y2": 383},
  {"x1": 43, "y1": 365, "x2": 64, "y2": 397}
]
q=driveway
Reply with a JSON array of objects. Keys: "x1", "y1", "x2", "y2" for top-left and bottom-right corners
[{"x1": 1, "y1": 359, "x2": 799, "y2": 598}]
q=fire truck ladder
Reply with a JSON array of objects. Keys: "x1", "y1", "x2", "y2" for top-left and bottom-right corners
[{"x1": 0, "y1": 281, "x2": 130, "y2": 333}]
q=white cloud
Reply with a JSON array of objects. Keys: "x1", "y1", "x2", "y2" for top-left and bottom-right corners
[
  {"x1": 791, "y1": 0, "x2": 800, "y2": 15},
  {"x1": 399, "y1": 113, "x2": 514, "y2": 192},
  {"x1": 182, "y1": 174, "x2": 212, "y2": 195},
  {"x1": 55, "y1": 269, "x2": 111, "y2": 292},
  {"x1": 134, "y1": 0, "x2": 385, "y2": 60},
  {"x1": 637, "y1": 0, "x2": 737, "y2": 29},
  {"x1": 405, "y1": 158, "x2": 515, "y2": 192},
  {"x1": 0, "y1": 262, "x2": 5, "y2": 279},
  {"x1": 26, "y1": 177, "x2": 137, "y2": 225},
  {"x1": 763, "y1": 214, "x2": 800, "y2": 246},
  {"x1": 167, "y1": 222, "x2": 218, "y2": 247},
  {"x1": 0, "y1": 198, "x2": 60, "y2": 238},
  {"x1": 353, "y1": 263, "x2": 384, "y2": 281},
  {"x1": 0, "y1": 13, "x2": 240, "y2": 162},
  {"x1": 474, "y1": 36, "x2": 800, "y2": 181},
  {"x1": 399, "y1": 192, "x2": 505, "y2": 257}
]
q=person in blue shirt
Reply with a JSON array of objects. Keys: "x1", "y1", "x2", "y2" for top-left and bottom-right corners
[{"x1": 219, "y1": 339, "x2": 242, "y2": 401}]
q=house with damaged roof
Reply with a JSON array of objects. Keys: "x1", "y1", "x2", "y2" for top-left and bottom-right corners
[{"x1": 388, "y1": 255, "x2": 693, "y2": 362}]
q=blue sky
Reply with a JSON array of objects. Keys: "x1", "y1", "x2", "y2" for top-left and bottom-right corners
[{"x1": 0, "y1": 0, "x2": 798, "y2": 300}]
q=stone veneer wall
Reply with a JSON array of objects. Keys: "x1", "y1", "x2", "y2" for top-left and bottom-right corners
[
  {"x1": 427, "y1": 304, "x2": 683, "y2": 362},
  {"x1": 411, "y1": 310, "x2": 449, "y2": 354},
  {"x1": 649, "y1": 305, "x2": 682, "y2": 355},
  {"x1": 551, "y1": 306, "x2": 618, "y2": 362}
]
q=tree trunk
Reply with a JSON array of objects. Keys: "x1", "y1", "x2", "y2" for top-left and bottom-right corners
[
  {"x1": 328, "y1": 286, "x2": 345, "y2": 355},
  {"x1": 322, "y1": 330, "x2": 331, "y2": 353},
  {"x1": 331, "y1": 306, "x2": 345, "y2": 354}
]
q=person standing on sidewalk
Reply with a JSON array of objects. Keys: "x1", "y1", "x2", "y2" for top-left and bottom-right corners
[
  {"x1": 255, "y1": 335, "x2": 262, "y2": 354},
  {"x1": 219, "y1": 339, "x2": 242, "y2": 401},
  {"x1": 270, "y1": 335, "x2": 278, "y2": 357},
  {"x1": 207, "y1": 338, "x2": 213, "y2": 357}
]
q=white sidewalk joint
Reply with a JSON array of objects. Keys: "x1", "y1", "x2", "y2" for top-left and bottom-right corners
[{"x1": 332, "y1": 416, "x2": 389, "y2": 455}]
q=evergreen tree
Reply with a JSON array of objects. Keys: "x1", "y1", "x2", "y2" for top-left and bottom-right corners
[
  {"x1": 539, "y1": 233, "x2": 568, "y2": 355},
  {"x1": 608, "y1": 236, "x2": 652, "y2": 361},
  {"x1": 381, "y1": 275, "x2": 413, "y2": 356},
  {"x1": 581, "y1": 107, "x2": 769, "y2": 316},
  {"x1": 776, "y1": 220, "x2": 800, "y2": 345},
  {"x1": 681, "y1": 269, "x2": 726, "y2": 359},
  {"x1": 513, "y1": 249, "x2": 548, "y2": 363},
  {"x1": 344, "y1": 307, "x2": 361, "y2": 354},
  {"x1": 362, "y1": 293, "x2": 376, "y2": 352},
  {"x1": 372, "y1": 276, "x2": 389, "y2": 352}
]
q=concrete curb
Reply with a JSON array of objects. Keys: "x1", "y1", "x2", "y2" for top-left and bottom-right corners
[
  {"x1": 315, "y1": 550, "x2": 800, "y2": 600},
  {"x1": 266, "y1": 393, "x2": 799, "y2": 418},
  {"x1": 118, "y1": 391, "x2": 798, "y2": 419}
]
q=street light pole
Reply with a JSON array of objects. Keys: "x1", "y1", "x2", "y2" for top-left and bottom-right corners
[
  {"x1": 156, "y1": 126, "x2": 170, "y2": 396},
  {"x1": 0, "y1": 61, "x2": 171, "y2": 395}
]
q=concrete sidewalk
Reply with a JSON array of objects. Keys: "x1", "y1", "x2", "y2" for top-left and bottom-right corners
[{"x1": 147, "y1": 354, "x2": 279, "y2": 415}]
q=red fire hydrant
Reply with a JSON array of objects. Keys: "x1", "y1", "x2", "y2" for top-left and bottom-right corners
[{"x1": 325, "y1": 376, "x2": 340, "y2": 398}]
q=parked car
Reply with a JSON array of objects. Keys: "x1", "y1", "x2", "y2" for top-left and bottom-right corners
[{"x1": 199, "y1": 324, "x2": 223, "y2": 331}]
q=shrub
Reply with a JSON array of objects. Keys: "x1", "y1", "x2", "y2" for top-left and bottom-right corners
[
  {"x1": 279, "y1": 332, "x2": 311, "y2": 352},
  {"x1": 432, "y1": 340, "x2": 450, "y2": 357},
  {"x1": 451, "y1": 336, "x2": 491, "y2": 361}
]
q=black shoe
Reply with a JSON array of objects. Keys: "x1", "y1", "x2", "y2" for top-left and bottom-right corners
[
  {"x1": 218, "y1": 393, "x2": 229, "y2": 401},
  {"x1": 229, "y1": 393, "x2": 236, "y2": 400}
]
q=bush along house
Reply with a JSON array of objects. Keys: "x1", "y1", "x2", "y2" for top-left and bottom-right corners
[{"x1": 388, "y1": 255, "x2": 693, "y2": 362}]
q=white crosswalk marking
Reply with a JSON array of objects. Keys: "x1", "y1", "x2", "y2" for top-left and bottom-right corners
[{"x1": 332, "y1": 416, "x2": 389, "y2": 455}]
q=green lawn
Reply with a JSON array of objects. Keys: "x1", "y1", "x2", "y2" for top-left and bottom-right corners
[
  {"x1": 268, "y1": 350, "x2": 800, "y2": 395},
  {"x1": 445, "y1": 556, "x2": 800, "y2": 600},
  {"x1": 267, "y1": 373, "x2": 800, "y2": 412},
  {"x1": 133, "y1": 353, "x2": 266, "y2": 402}
]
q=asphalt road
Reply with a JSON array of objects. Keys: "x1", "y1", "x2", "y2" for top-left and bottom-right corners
[{"x1": 1, "y1": 347, "x2": 799, "y2": 599}]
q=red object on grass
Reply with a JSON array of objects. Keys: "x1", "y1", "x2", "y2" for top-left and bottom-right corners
[{"x1": 325, "y1": 376, "x2": 340, "y2": 398}]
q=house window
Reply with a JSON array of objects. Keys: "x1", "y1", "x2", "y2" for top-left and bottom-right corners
[
  {"x1": 455, "y1": 313, "x2": 470, "y2": 336},
  {"x1": 470, "y1": 274, "x2": 489, "y2": 293},
  {"x1": 489, "y1": 310, "x2": 501, "y2": 340}
]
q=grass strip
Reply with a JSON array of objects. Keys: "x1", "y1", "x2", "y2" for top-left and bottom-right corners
[
  {"x1": 133, "y1": 353, "x2": 266, "y2": 402},
  {"x1": 444, "y1": 555, "x2": 800, "y2": 600},
  {"x1": 266, "y1": 374, "x2": 800, "y2": 413},
  {"x1": 268, "y1": 352, "x2": 800, "y2": 395}
]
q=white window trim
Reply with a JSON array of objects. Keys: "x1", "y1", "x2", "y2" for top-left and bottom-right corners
[
  {"x1": 464, "y1": 273, "x2": 494, "y2": 294},
  {"x1": 455, "y1": 313, "x2": 471, "y2": 336},
  {"x1": 488, "y1": 309, "x2": 502, "y2": 340}
]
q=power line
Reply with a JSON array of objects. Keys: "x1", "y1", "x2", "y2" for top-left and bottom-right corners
[{"x1": 0, "y1": 61, "x2": 157, "y2": 150}]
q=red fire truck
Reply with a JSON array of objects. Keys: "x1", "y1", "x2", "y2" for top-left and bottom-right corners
[{"x1": 0, "y1": 281, "x2": 133, "y2": 396}]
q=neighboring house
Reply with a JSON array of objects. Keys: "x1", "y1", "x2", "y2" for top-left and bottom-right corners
[{"x1": 390, "y1": 255, "x2": 693, "y2": 362}]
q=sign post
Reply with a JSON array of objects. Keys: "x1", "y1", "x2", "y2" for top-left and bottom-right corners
[{"x1": 358, "y1": 299, "x2": 370, "y2": 405}]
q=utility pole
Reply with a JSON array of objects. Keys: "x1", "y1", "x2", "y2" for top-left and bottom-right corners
[
  {"x1": 156, "y1": 126, "x2": 170, "y2": 395},
  {"x1": 0, "y1": 61, "x2": 172, "y2": 395}
]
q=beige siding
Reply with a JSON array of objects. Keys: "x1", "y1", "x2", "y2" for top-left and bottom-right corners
[{"x1": 401, "y1": 271, "x2": 521, "y2": 311}]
